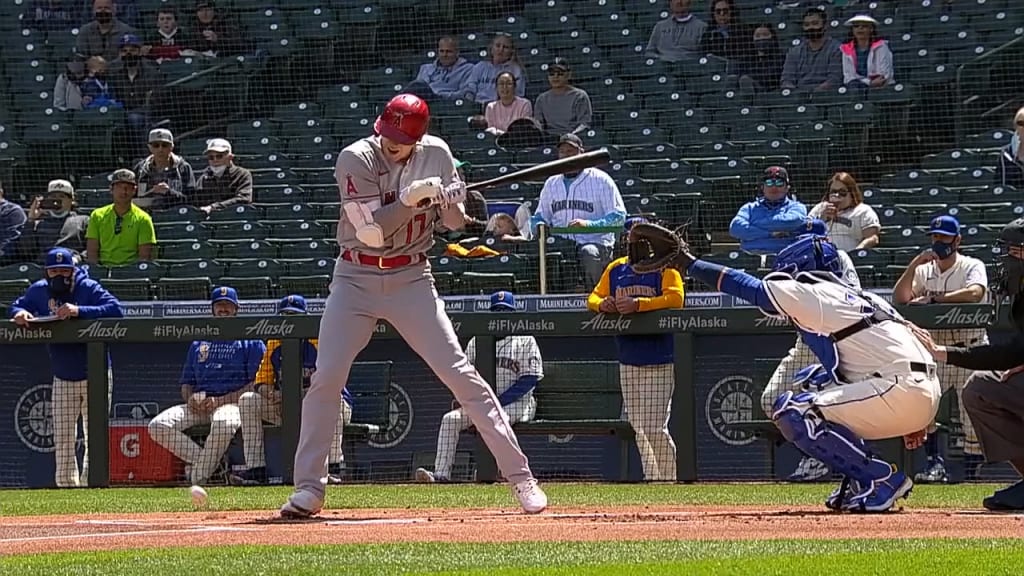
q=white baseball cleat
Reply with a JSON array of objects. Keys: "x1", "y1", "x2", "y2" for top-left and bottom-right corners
[
  {"x1": 513, "y1": 478, "x2": 548, "y2": 514},
  {"x1": 280, "y1": 489, "x2": 323, "y2": 519}
]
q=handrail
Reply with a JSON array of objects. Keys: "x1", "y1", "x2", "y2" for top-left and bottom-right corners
[
  {"x1": 954, "y1": 35, "x2": 1024, "y2": 147},
  {"x1": 536, "y1": 224, "x2": 624, "y2": 294}
]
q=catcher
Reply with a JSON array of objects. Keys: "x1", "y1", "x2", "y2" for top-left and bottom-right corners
[{"x1": 627, "y1": 222, "x2": 941, "y2": 512}]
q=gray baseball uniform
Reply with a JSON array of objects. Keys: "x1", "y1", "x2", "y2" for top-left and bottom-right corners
[{"x1": 291, "y1": 134, "x2": 534, "y2": 499}]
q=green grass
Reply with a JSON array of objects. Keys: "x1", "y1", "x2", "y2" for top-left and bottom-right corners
[
  {"x1": 3, "y1": 539, "x2": 1024, "y2": 576},
  {"x1": 0, "y1": 482, "x2": 1006, "y2": 517}
]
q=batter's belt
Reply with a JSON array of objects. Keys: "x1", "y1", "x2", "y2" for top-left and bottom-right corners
[{"x1": 341, "y1": 250, "x2": 426, "y2": 269}]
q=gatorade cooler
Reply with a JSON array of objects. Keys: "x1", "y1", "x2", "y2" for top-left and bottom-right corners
[{"x1": 108, "y1": 420, "x2": 184, "y2": 484}]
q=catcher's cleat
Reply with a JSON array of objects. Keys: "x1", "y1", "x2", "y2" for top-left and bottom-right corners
[
  {"x1": 843, "y1": 471, "x2": 913, "y2": 513},
  {"x1": 825, "y1": 477, "x2": 861, "y2": 511}
]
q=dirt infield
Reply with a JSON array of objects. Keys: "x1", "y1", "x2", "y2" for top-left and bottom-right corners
[{"x1": 2, "y1": 505, "x2": 1023, "y2": 555}]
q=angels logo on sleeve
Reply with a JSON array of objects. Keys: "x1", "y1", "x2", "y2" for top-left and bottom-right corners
[{"x1": 345, "y1": 173, "x2": 359, "y2": 196}]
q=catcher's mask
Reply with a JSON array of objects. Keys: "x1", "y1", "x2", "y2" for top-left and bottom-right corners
[
  {"x1": 772, "y1": 235, "x2": 842, "y2": 277},
  {"x1": 993, "y1": 218, "x2": 1024, "y2": 329}
]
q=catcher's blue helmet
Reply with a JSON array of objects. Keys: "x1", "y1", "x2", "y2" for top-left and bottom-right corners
[{"x1": 772, "y1": 235, "x2": 842, "y2": 276}]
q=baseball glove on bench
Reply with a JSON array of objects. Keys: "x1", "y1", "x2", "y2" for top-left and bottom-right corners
[{"x1": 627, "y1": 222, "x2": 697, "y2": 274}]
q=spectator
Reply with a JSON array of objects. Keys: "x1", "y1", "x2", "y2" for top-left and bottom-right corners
[
  {"x1": 780, "y1": 8, "x2": 843, "y2": 92},
  {"x1": 17, "y1": 179, "x2": 90, "y2": 264},
  {"x1": 75, "y1": 0, "x2": 136, "y2": 62},
  {"x1": 9, "y1": 247, "x2": 122, "y2": 488},
  {"x1": 134, "y1": 128, "x2": 197, "y2": 211},
  {"x1": 738, "y1": 24, "x2": 785, "y2": 92},
  {"x1": 464, "y1": 33, "x2": 525, "y2": 105},
  {"x1": 645, "y1": 0, "x2": 708, "y2": 63},
  {"x1": 80, "y1": 56, "x2": 120, "y2": 109},
  {"x1": 700, "y1": 0, "x2": 753, "y2": 67},
  {"x1": 485, "y1": 213, "x2": 530, "y2": 243},
  {"x1": 109, "y1": 34, "x2": 164, "y2": 156},
  {"x1": 76, "y1": 0, "x2": 140, "y2": 29},
  {"x1": 471, "y1": 71, "x2": 533, "y2": 136},
  {"x1": 998, "y1": 106, "x2": 1024, "y2": 189},
  {"x1": 588, "y1": 217, "x2": 683, "y2": 481},
  {"x1": 148, "y1": 286, "x2": 266, "y2": 486},
  {"x1": 408, "y1": 36, "x2": 474, "y2": 101},
  {"x1": 144, "y1": 6, "x2": 185, "y2": 62},
  {"x1": 529, "y1": 134, "x2": 627, "y2": 288},
  {"x1": 0, "y1": 180, "x2": 28, "y2": 264},
  {"x1": 807, "y1": 171, "x2": 880, "y2": 251},
  {"x1": 840, "y1": 15, "x2": 893, "y2": 92},
  {"x1": 729, "y1": 166, "x2": 809, "y2": 255},
  {"x1": 23, "y1": 0, "x2": 77, "y2": 33},
  {"x1": 232, "y1": 294, "x2": 351, "y2": 486},
  {"x1": 53, "y1": 57, "x2": 87, "y2": 111},
  {"x1": 532, "y1": 58, "x2": 592, "y2": 137},
  {"x1": 193, "y1": 138, "x2": 254, "y2": 215},
  {"x1": 181, "y1": 0, "x2": 244, "y2": 58},
  {"x1": 85, "y1": 168, "x2": 156, "y2": 266},
  {"x1": 893, "y1": 215, "x2": 989, "y2": 484}
]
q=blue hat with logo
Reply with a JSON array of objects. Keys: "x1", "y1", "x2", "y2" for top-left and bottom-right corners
[
  {"x1": 278, "y1": 294, "x2": 307, "y2": 314},
  {"x1": 211, "y1": 285, "x2": 239, "y2": 307},
  {"x1": 927, "y1": 215, "x2": 960, "y2": 237},
  {"x1": 624, "y1": 216, "x2": 648, "y2": 232},
  {"x1": 45, "y1": 247, "x2": 76, "y2": 269},
  {"x1": 490, "y1": 291, "x2": 516, "y2": 311},
  {"x1": 119, "y1": 33, "x2": 142, "y2": 47},
  {"x1": 796, "y1": 218, "x2": 828, "y2": 237}
]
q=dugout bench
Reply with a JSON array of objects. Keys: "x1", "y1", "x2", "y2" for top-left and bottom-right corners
[
  {"x1": 182, "y1": 360, "x2": 393, "y2": 483},
  {"x1": 466, "y1": 360, "x2": 636, "y2": 482}
]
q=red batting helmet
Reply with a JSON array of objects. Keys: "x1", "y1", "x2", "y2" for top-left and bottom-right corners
[{"x1": 374, "y1": 94, "x2": 430, "y2": 145}]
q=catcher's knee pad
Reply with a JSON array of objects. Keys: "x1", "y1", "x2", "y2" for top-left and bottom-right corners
[{"x1": 772, "y1": 391, "x2": 894, "y2": 486}]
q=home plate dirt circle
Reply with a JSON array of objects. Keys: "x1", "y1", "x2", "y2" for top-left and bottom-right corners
[{"x1": 0, "y1": 506, "x2": 1022, "y2": 555}]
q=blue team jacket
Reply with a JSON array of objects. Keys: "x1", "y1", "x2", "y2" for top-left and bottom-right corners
[
  {"x1": 729, "y1": 196, "x2": 809, "y2": 254},
  {"x1": 9, "y1": 273, "x2": 123, "y2": 381}
]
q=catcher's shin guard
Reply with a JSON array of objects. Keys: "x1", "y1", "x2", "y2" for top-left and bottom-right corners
[{"x1": 771, "y1": 391, "x2": 895, "y2": 491}]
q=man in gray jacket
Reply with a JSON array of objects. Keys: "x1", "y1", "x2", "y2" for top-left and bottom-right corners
[
  {"x1": 645, "y1": 0, "x2": 707, "y2": 63},
  {"x1": 780, "y1": 8, "x2": 843, "y2": 92},
  {"x1": 75, "y1": 0, "x2": 136, "y2": 62}
]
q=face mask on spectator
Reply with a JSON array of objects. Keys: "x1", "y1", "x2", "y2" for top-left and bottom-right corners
[
  {"x1": 754, "y1": 39, "x2": 773, "y2": 51},
  {"x1": 123, "y1": 54, "x2": 140, "y2": 65},
  {"x1": 95, "y1": 10, "x2": 113, "y2": 24},
  {"x1": 804, "y1": 26, "x2": 824, "y2": 40},
  {"x1": 47, "y1": 273, "x2": 73, "y2": 297},
  {"x1": 932, "y1": 240, "x2": 957, "y2": 260},
  {"x1": 209, "y1": 165, "x2": 227, "y2": 176},
  {"x1": 48, "y1": 209, "x2": 69, "y2": 219}
]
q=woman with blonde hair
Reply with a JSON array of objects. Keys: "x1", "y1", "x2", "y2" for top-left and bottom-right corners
[{"x1": 808, "y1": 172, "x2": 880, "y2": 252}]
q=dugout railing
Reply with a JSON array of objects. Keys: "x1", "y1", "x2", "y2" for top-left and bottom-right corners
[{"x1": 0, "y1": 303, "x2": 1003, "y2": 488}]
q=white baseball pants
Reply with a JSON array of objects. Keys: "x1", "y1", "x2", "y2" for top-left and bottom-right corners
[
  {"x1": 432, "y1": 395, "x2": 536, "y2": 479},
  {"x1": 147, "y1": 403, "x2": 241, "y2": 485},
  {"x1": 239, "y1": 391, "x2": 352, "y2": 469},
  {"x1": 620, "y1": 363, "x2": 677, "y2": 482},
  {"x1": 52, "y1": 375, "x2": 112, "y2": 488}
]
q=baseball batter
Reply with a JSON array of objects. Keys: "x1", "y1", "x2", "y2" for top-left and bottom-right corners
[
  {"x1": 894, "y1": 215, "x2": 989, "y2": 483},
  {"x1": 631, "y1": 227, "x2": 940, "y2": 512},
  {"x1": 281, "y1": 94, "x2": 547, "y2": 518},
  {"x1": 232, "y1": 294, "x2": 353, "y2": 486},
  {"x1": 9, "y1": 247, "x2": 122, "y2": 488},
  {"x1": 148, "y1": 287, "x2": 266, "y2": 485},
  {"x1": 759, "y1": 220, "x2": 863, "y2": 483},
  {"x1": 416, "y1": 291, "x2": 543, "y2": 483},
  {"x1": 587, "y1": 217, "x2": 683, "y2": 482}
]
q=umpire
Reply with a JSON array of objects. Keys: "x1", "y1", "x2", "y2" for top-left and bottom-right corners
[{"x1": 912, "y1": 218, "x2": 1024, "y2": 510}]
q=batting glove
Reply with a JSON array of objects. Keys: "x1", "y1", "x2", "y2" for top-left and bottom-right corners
[
  {"x1": 399, "y1": 177, "x2": 443, "y2": 208},
  {"x1": 438, "y1": 181, "x2": 467, "y2": 209}
]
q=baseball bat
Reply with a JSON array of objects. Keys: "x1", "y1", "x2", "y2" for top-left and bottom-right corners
[{"x1": 465, "y1": 148, "x2": 611, "y2": 192}]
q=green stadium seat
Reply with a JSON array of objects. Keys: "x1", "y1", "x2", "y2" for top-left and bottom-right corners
[
  {"x1": 217, "y1": 240, "x2": 277, "y2": 260},
  {"x1": 253, "y1": 185, "x2": 305, "y2": 205},
  {"x1": 459, "y1": 271, "x2": 516, "y2": 295},
  {"x1": 262, "y1": 203, "x2": 317, "y2": 222},
  {"x1": 0, "y1": 278, "x2": 30, "y2": 306},
  {"x1": 278, "y1": 258, "x2": 335, "y2": 298},
  {"x1": 83, "y1": 264, "x2": 110, "y2": 280},
  {"x1": 101, "y1": 278, "x2": 152, "y2": 301},
  {"x1": 704, "y1": 250, "x2": 761, "y2": 272},
  {"x1": 108, "y1": 261, "x2": 164, "y2": 280},
  {"x1": 216, "y1": 276, "x2": 274, "y2": 299},
  {"x1": 431, "y1": 256, "x2": 469, "y2": 276},
  {"x1": 267, "y1": 221, "x2": 327, "y2": 240},
  {"x1": 225, "y1": 258, "x2": 282, "y2": 279},
  {"x1": 641, "y1": 160, "x2": 696, "y2": 180},
  {"x1": 0, "y1": 262, "x2": 41, "y2": 281},
  {"x1": 877, "y1": 206, "x2": 914, "y2": 227},
  {"x1": 784, "y1": 121, "x2": 837, "y2": 143},
  {"x1": 207, "y1": 204, "x2": 262, "y2": 222},
  {"x1": 316, "y1": 203, "x2": 341, "y2": 221},
  {"x1": 158, "y1": 241, "x2": 216, "y2": 262},
  {"x1": 277, "y1": 239, "x2": 336, "y2": 260},
  {"x1": 204, "y1": 221, "x2": 270, "y2": 243},
  {"x1": 154, "y1": 222, "x2": 210, "y2": 242}
]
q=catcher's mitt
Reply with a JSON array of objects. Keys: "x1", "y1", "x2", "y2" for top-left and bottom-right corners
[{"x1": 627, "y1": 222, "x2": 696, "y2": 273}]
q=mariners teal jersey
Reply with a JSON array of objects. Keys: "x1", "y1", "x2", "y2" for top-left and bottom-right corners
[
  {"x1": 179, "y1": 339, "x2": 267, "y2": 397},
  {"x1": 588, "y1": 256, "x2": 685, "y2": 366}
]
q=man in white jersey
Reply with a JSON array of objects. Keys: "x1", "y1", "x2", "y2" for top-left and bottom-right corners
[
  {"x1": 416, "y1": 291, "x2": 542, "y2": 483},
  {"x1": 893, "y1": 215, "x2": 989, "y2": 483},
  {"x1": 280, "y1": 94, "x2": 547, "y2": 518},
  {"x1": 759, "y1": 219, "x2": 863, "y2": 483},
  {"x1": 528, "y1": 133, "x2": 626, "y2": 288},
  {"x1": 628, "y1": 226, "x2": 940, "y2": 512}
]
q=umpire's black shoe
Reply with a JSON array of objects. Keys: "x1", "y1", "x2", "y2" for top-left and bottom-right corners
[
  {"x1": 983, "y1": 480, "x2": 1024, "y2": 511},
  {"x1": 229, "y1": 466, "x2": 268, "y2": 486}
]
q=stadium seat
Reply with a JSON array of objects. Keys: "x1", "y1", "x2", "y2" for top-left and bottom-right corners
[
  {"x1": 261, "y1": 203, "x2": 317, "y2": 222},
  {"x1": 0, "y1": 278, "x2": 30, "y2": 306},
  {"x1": 266, "y1": 221, "x2": 326, "y2": 241},
  {"x1": 207, "y1": 204, "x2": 262, "y2": 223},
  {"x1": 253, "y1": 185, "x2": 305, "y2": 204},
  {"x1": 204, "y1": 221, "x2": 270, "y2": 243},
  {"x1": 108, "y1": 261, "x2": 164, "y2": 280},
  {"x1": 0, "y1": 262, "x2": 42, "y2": 281},
  {"x1": 642, "y1": 160, "x2": 696, "y2": 181},
  {"x1": 101, "y1": 278, "x2": 152, "y2": 301},
  {"x1": 276, "y1": 239, "x2": 337, "y2": 260},
  {"x1": 217, "y1": 240, "x2": 277, "y2": 260},
  {"x1": 278, "y1": 258, "x2": 335, "y2": 299},
  {"x1": 704, "y1": 251, "x2": 760, "y2": 272},
  {"x1": 158, "y1": 241, "x2": 215, "y2": 262}
]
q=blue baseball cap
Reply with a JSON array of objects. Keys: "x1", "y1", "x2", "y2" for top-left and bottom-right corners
[
  {"x1": 45, "y1": 247, "x2": 76, "y2": 269},
  {"x1": 119, "y1": 34, "x2": 142, "y2": 47},
  {"x1": 278, "y1": 294, "x2": 307, "y2": 314},
  {"x1": 490, "y1": 291, "x2": 516, "y2": 311},
  {"x1": 211, "y1": 286, "x2": 239, "y2": 307},
  {"x1": 624, "y1": 216, "x2": 648, "y2": 232},
  {"x1": 927, "y1": 215, "x2": 960, "y2": 237},
  {"x1": 797, "y1": 218, "x2": 828, "y2": 237}
]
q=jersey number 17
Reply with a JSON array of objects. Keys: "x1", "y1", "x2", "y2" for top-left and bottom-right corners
[{"x1": 406, "y1": 213, "x2": 428, "y2": 244}]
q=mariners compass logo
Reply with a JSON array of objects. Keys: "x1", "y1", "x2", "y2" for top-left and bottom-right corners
[
  {"x1": 15, "y1": 384, "x2": 54, "y2": 452},
  {"x1": 705, "y1": 375, "x2": 758, "y2": 447}
]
